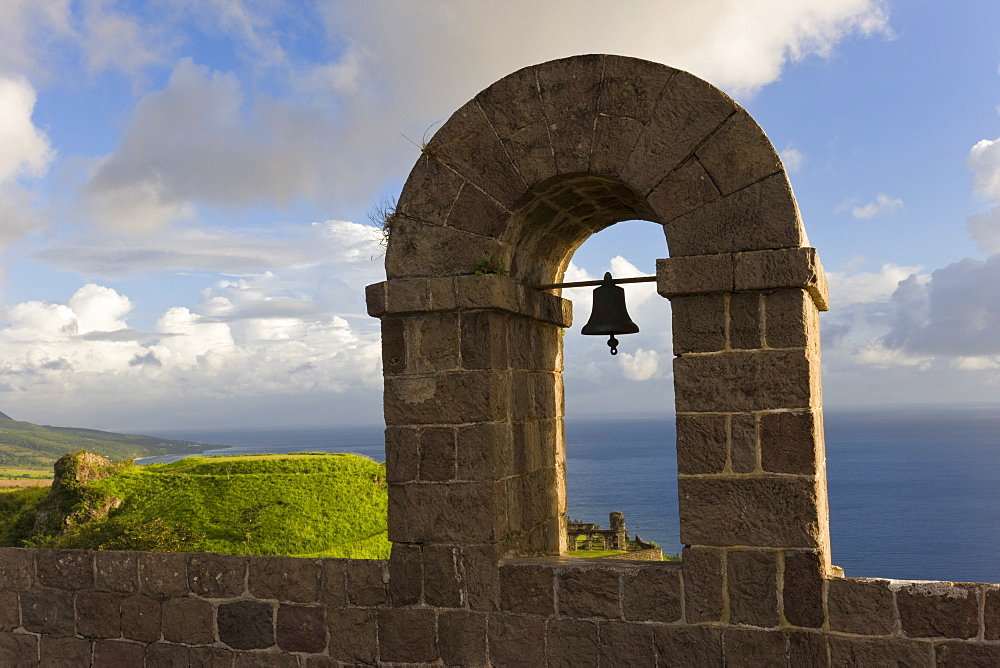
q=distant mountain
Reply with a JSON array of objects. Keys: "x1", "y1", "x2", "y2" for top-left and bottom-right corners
[{"x1": 0, "y1": 413, "x2": 206, "y2": 468}]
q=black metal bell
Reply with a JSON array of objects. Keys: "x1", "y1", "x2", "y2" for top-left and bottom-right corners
[{"x1": 581, "y1": 272, "x2": 639, "y2": 355}]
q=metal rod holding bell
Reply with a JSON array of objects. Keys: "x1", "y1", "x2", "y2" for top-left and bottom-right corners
[{"x1": 536, "y1": 272, "x2": 655, "y2": 355}]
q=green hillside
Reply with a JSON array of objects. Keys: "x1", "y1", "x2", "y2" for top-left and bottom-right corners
[
  {"x1": 0, "y1": 415, "x2": 205, "y2": 467},
  {"x1": 2, "y1": 451, "x2": 389, "y2": 559}
]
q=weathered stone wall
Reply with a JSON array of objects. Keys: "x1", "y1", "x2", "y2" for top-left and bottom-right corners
[{"x1": 2, "y1": 547, "x2": 1000, "y2": 665}]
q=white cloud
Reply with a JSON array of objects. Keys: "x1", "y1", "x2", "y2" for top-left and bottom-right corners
[
  {"x1": 965, "y1": 137, "x2": 1000, "y2": 253},
  {"x1": 0, "y1": 76, "x2": 53, "y2": 182},
  {"x1": 826, "y1": 263, "x2": 926, "y2": 306},
  {"x1": 851, "y1": 193, "x2": 903, "y2": 219},
  {"x1": 779, "y1": 146, "x2": 806, "y2": 173},
  {"x1": 619, "y1": 348, "x2": 661, "y2": 381}
]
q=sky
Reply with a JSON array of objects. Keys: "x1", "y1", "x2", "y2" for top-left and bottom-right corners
[{"x1": 0, "y1": 0, "x2": 998, "y2": 431}]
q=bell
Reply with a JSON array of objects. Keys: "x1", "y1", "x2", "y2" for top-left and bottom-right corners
[{"x1": 581, "y1": 272, "x2": 639, "y2": 355}]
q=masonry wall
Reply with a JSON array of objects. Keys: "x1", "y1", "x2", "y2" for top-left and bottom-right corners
[{"x1": 3, "y1": 547, "x2": 1000, "y2": 666}]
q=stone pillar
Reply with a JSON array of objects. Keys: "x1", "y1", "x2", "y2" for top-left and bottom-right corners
[
  {"x1": 367, "y1": 273, "x2": 571, "y2": 607},
  {"x1": 659, "y1": 247, "x2": 832, "y2": 624}
]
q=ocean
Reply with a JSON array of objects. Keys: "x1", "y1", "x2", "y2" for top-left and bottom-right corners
[{"x1": 145, "y1": 407, "x2": 1000, "y2": 584}]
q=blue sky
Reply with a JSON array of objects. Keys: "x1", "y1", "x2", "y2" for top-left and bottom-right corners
[{"x1": 0, "y1": 1, "x2": 998, "y2": 430}]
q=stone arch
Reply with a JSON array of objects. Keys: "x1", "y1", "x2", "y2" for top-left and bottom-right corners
[{"x1": 367, "y1": 55, "x2": 832, "y2": 583}]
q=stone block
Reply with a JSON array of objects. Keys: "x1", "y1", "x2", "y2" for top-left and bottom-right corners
[
  {"x1": 248, "y1": 556, "x2": 320, "y2": 603},
  {"x1": 438, "y1": 611, "x2": 488, "y2": 666},
  {"x1": 325, "y1": 607, "x2": 376, "y2": 664},
  {"x1": 35, "y1": 549, "x2": 93, "y2": 590},
  {"x1": 675, "y1": 414, "x2": 726, "y2": 475},
  {"x1": 828, "y1": 577, "x2": 895, "y2": 635},
  {"x1": 729, "y1": 292, "x2": 762, "y2": 349},
  {"x1": 695, "y1": 109, "x2": 783, "y2": 196},
  {"x1": 656, "y1": 254, "x2": 734, "y2": 298},
  {"x1": 765, "y1": 288, "x2": 817, "y2": 348},
  {"x1": 383, "y1": 370, "x2": 511, "y2": 427},
  {"x1": 546, "y1": 618, "x2": 597, "y2": 667},
  {"x1": 670, "y1": 294, "x2": 725, "y2": 354},
  {"x1": 388, "y1": 542, "x2": 422, "y2": 606},
  {"x1": 647, "y1": 156, "x2": 721, "y2": 223},
  {"x1": 345, "y1": 559, "x2": 387, "y2": 607},
  {"x1": 413, "y1": 312, "x2": 461, "y2": 373},
  {"x1": 144, "y1": 642, "x2": 189, "y2": 667},
  {"x1": 447, "y1": 183, "x2": 509, "y2": 239},
  {"x1": 461, "y1": 311, "x2": 511, "y2": 371},
  {"x1": 162, "y1": 597, "x2": 214, "y2": 645},
  {"x1": 20, "y1": 589, "x2": 74, "y2": 635},
  {"x1": 0, "y1": 632, "x2": 37, "y2": 665},
  {"x1": 380, "y1": 317, "x2": 405, "y2": 374},
  {"x1": 0, "y1": 548, "x2": 32, "y2": 590},
  {"x1": 667, "y1": 172, "x2": 805, "y2": 257},
  {"x1": 423, "y1": 545, "x2": 462, "y2": 608},
  {"x1": 76, "y1": 591, "x2": 122, "y2": 639},
  {"x1": 319, "y1": 559, "x2": 347, "y2": 607},
  {"x1": 40, "y1": 635, "x2": 92, "y2": 666},
  {"x1": 600, "y1": 56, "x2": 676, "y2": 122},
  {"x1": 385, "y1": 426, "x2": 418, "y2": 484},
  {"x1": 936, "y1": 642, "x2": 1000, "y2": 667},
  {"x1": 385, "y1": 217, "x2": 504, "y2": 280},
  {"x1": 828, "y1": 636, "x2": 931, "y2": 666},
  {"x1": 276, "y1": 604, "x2": 326, "y2": 654},
  {"x1": 623, "y1": 565, "x2": 682, "y2": 623},
  {"x1": 598, "y1": 621, "x2": 655, "y2": 666},
  {"x1": 365, "y1": 281, "x2": 387, "y2": 318},
  {"x1": 511, "y1": 370, "x2": 559, "y2": 421},
  {"x1": 590, "y1": 114, "x2": 645, "y2": 177},
  {"x1": 678, "y1": 476, "x2": 823, "y2": 548},
  {"x1": 418, "y1": 427, "x2": 457, "y2": 482},
  {"x1": 557, "y1": 567, "x2": 620, "y2": 619},
  {"x1": 233, "y1": 653, "x2": 297, "y2": 668},
  {"x1": 428, "y1": 99, "x2": 526, "y2": 209},
  {"x1": 896, "y1": 581, "x2": 979, "y2": 639},
  {"x1": 139, "y1": 552, "x2": 188, "y2": 598},
  {"x1": 395, "y1": 150, "x2": 465, "y2": 228},
  {"x1": 509, "y1": 315, "x2": 563, "y2": 371},
  {"x1": 787, "y1": 631, "x2": 828, "y2": 667},
  {"x1": 187, "y1": 553, "x2": 246, "y2": 599},
  {"x1": 760, "y1": 410, "x2": 819, "y2": 475},
  {"x1": 621, "y1": 69, "x2": 736, "y2": 195},
  {"x1": 456, "y1": 421, "x2": 509, "y2": 482},
  {"x1": 121, "y1": 594, "x2": 160, "y2": 643},
  {"x1": 783, "y1": 550, "x2": 824, "y2": 628},
  {"x1": 503, "y1": 121, "x2": 558, "y2": 187},
  {"x1": 378, "y1": 607, "x2": 437, "y2": 663},
  {"x1": 723, "y1": 629, "x2": 786, "y2": 666},
  {"x1": 462, "y1": 545, "x2": 500, "y2": 612},
  {"x1": 734, "y1": 246, "x2": 829, "y2": 311},
  {"x1": 986, "y1": 586, "x2": 1000, "y2": 640},
  {"x1": 217, "y1": 600, "x2": 274, "y2": 650},
  {"x1": 0, "y1": 591, "x2": 18, "y2": 631},
  {"x1": 681, "y1": 546, "x2": 724, "y2": 623},
  {"x1": 488, "y1": 613, "x2": 545, "y2": 667},
  {"x1": 95, "y1": 639, "x2": 146, "y2": 667},
  {"x1": 674, "y1": 349, "x2": 815, "y2": 413},
  {"x1": 499, "y1": 563, "x2": 555, "y2": 615},
  {"x1": 188, "y1": 646, "x2": 236, "y2": 667},
  {"x1": 536, "y1": 55, "x2": 602, "y2": 174},
  {"x1": 387, "y1": 481, "x2": 503, "y2": 544},
  {"x1": 95, "y1": 550, "x2": 139, "y2": 593},
  {"x1": 386, "y1": 277, "x2": 430, "y2": 314},
  {"x1": 730, "y1": 413, "x2": 758, "y2": 473},
  {"x1": 727, "y1": 549, "x2": 778, "y2": 627},
  {"x1": 475, "y1": 64, "x2": 543, "y2": 139},
  {"x1": 654, "y1": 625, "x2": 723, "y2": 668},
  {"x1": 454, "y1": 274, "x2": 521, "y2": 313}
]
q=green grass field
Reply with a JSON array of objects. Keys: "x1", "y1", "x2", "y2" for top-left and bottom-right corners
[{"x1": 4, "y1": 452, "x2": 390, "y2": 559}]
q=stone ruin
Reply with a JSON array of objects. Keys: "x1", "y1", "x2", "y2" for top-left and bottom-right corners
[
  {"x1": 0, "y1": 54, "x2": 999, "y2": 666},
  {"x1": 568, "y1": 512, "x2": 628, "y2": 552}
]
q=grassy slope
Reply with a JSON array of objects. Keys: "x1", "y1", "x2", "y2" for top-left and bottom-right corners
[
  {"x1": 0, "y1": 418, "x2": 205, "y2": 467},
  {"x1": 64, "y1": 452, "x2": 390, "y2": 558}
]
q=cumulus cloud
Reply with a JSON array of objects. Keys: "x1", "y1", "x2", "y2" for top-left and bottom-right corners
[
  {"x1": 619, "y1": 348, "x2": 661, "y2": 381},
  {"x1": 0, "y1": 76, "x2": 53, "y2": 182},
  {"x1": 826, "y1": 263, "x2": 926, "y2": 306},
  {"x1": 779, "y1": 146, "x2": 806, "y2": 173},
  {"x1": 966, "y1": 137, "x2": 1000, "y2": 253},
  {"x1": 850, "y1": 193, "x2": 903, "y2": 219}
]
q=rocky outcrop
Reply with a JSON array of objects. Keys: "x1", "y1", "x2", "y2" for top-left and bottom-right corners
[{"x1": 29, "y1": 451, "x2": 122, "y2": 538}]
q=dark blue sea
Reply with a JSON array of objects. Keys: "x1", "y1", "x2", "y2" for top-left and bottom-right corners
[{"x1": 145, "y1": 407, "x2": 1000, "y2": 583}]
